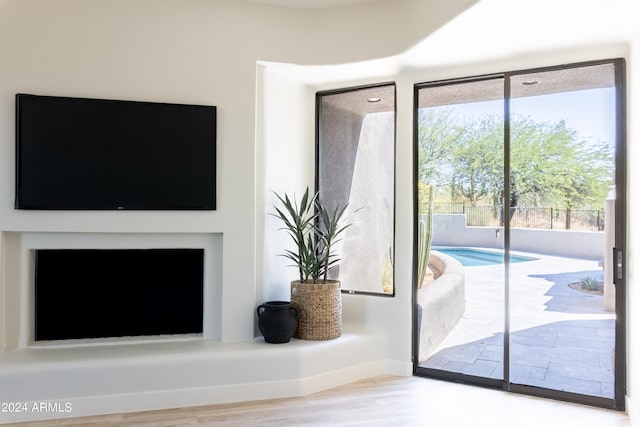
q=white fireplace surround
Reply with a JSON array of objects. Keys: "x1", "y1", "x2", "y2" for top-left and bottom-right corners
[
  {"x1": 0, "y1": 232, "x2": 394, "y2": 424},
  {"x1": 2, "y1": 232, "x2": 222, "y2": 349}
]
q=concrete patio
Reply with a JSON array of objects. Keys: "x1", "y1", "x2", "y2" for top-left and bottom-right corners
[{"x1": 419, "y1": 251, "x2": 616, "y2": 398}]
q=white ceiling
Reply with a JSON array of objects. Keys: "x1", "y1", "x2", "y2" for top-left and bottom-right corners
[{"x1": 246, "y1": 0, "x2": 378, "y2": 8}]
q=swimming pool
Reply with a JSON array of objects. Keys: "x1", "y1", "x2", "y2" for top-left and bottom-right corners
[{"x1": 434, "y1": 247, "x2": 537, "y2": 267}]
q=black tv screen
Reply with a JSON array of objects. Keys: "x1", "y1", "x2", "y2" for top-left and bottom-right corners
[
  {"x1": 15, "y1": 94, "x2": 216, "y2": 210},
  {"x1": 34, "y1": 249, "x2": 204, "y2": 341}
]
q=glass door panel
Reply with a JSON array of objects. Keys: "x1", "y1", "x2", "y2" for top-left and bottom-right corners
[
  {"x1": 508, "y1": 64, "x2": 617, "y2": 399},
  {"x1": 416, "y1": 78, "x2": 506, "y2": 381},
  {"x1": 414, "y1": 60, "x2": 625, "y2": 409}
]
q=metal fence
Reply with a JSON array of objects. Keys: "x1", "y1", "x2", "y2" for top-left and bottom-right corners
[{"x1": 429, "y1": 203, "x2": 604, "y2": 232}]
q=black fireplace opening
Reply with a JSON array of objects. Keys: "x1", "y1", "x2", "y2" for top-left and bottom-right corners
[{"x1": 34, "y1": 248, "x2": 204, "y2": 341}]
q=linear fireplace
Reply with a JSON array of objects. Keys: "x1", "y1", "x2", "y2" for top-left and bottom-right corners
[{"x1": 34, "y1": 248, "x2": 204, "y2": 341}]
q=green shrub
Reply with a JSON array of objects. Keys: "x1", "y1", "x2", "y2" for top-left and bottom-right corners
[{"x1": 580, "y1": 276, "x2": 603, "y2": 292}]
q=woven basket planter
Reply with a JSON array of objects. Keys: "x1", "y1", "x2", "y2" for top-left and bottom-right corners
[{"x1": 290, "y1": 280, "x2": 342, "y2": 340}]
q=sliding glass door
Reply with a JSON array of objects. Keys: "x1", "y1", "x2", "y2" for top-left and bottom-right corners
[
  {"x1": 414, "y1": 59, "x2": 626, "y2": 410},
  {"x1": 415, "y1": 77, "x2": 506, "y2": 386}
]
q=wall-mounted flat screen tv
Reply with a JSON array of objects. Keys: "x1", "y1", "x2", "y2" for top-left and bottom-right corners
[{"x1": 15, "y1": 94, "x2": 216, "y2": 210}]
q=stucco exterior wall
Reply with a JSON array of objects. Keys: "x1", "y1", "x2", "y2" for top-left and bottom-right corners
[{"x1": 432, "y1": 214, "x2": 605, "y2": 260}]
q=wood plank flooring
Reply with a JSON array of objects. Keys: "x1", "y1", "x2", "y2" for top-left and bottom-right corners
[{"x1": 3, "y1": 376, "x2": 631, "y2": 426}]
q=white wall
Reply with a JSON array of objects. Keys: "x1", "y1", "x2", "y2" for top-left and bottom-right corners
[
  {"x1": 625, "y1": 1, "x2": 640, "y2": 422},
  {"x1": 0, "y1": 0, "x2": 477, "y2": 421},
  {"x1": 0, "y1": 0, "x2": 477, "y2": 344},
  {"x1": 0, "y1": 0, "x2": 638, "y2": 422},
  {"x1": 256, "y1": 63, "x2": 316, "y2": 303},
  {"x1": 0, "y1": 0, "x2": 477, "y2": 331}
]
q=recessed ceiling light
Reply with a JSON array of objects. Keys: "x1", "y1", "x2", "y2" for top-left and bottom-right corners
[
  {"x1": 367, "y1": 97, "x2": 382, "y2": 103},
  {"x1": 521, "y1": 80, "x2": 540, "y2": 86}
]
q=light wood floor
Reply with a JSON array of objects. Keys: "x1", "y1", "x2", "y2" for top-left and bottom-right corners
[{"x1": 4, "y1": 376, "x2": 631, "y2": 427}]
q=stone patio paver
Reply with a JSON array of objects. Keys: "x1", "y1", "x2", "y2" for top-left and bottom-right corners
[{"x1": 419, "y1": 251, "x2": 616, "y2": 398}]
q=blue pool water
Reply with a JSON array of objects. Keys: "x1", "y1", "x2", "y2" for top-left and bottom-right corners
[{"x1": 434, "y1": 247, "x2": 537, "y2": 267}]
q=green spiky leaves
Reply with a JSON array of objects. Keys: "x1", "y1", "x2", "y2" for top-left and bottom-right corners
[{"x1": 272, "y1": 187, "x2": 350, "y2": 283}]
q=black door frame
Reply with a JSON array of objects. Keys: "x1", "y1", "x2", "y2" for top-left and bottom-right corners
[{"x1": 412, "y1": 58, "x2": 627, "y2": 411}]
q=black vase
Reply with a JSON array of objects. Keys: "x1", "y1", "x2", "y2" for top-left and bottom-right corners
[{"x1": 256, "y1": 301, "x2": 298, "y2": 344}]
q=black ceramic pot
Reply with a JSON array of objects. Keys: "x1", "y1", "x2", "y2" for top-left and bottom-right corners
[{"x1": 256, "y1": 301, "x2": 298, "y2": 344}]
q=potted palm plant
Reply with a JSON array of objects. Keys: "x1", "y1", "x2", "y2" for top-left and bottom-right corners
[{"x1": 272, "y1": 186, "x2": 350, "y2": 340}]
